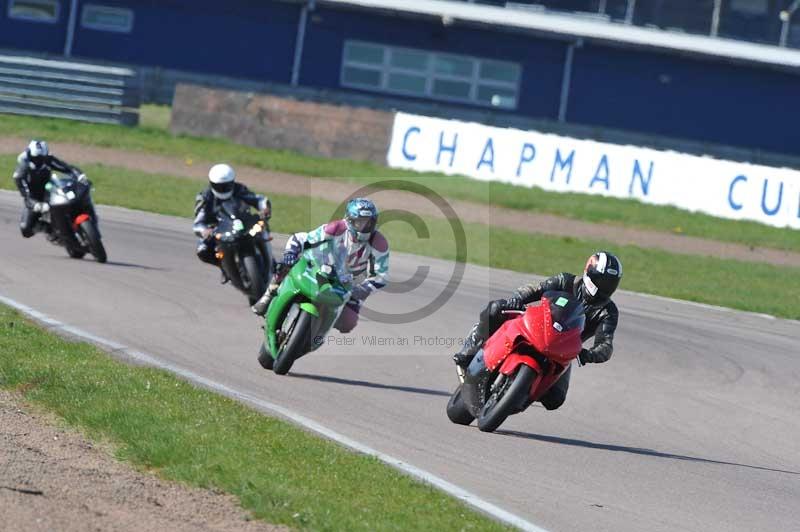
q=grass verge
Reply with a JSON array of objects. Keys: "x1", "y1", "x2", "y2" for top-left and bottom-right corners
[
  {"x1": 0, "y1": 305, "x2": 509, "y2": 531},
  {"x1": 2, "y1": 156, "x2": 798, "y2": 319},
  {"x1": 138, "y1": 104, "x2": 172, "y2": 131},
  {"x1": 2, "y1": 113, "x2": 798, "y2": 253}
]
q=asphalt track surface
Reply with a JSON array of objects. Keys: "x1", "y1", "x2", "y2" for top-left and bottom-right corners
[{"x1": 1, "y1": 192, "x2": 798, "y2": 532}]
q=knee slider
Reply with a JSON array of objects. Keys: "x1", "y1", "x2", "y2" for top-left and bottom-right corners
[{"x1": 541, "y1": 390, "x2": 566, "y2": 411}]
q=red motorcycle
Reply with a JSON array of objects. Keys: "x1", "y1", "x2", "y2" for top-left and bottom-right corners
[{"x1": 446, "y1": 291, "x2": 585, "y2": 433}]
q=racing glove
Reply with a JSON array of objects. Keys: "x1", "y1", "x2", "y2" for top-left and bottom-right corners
[
  {"x1": 32, "y1": 202, "x2": 50, "y2": 214},
  {"x1": 501, "y1": 296, "x2": 526, "y2": 312},
  {"x1": 282, "y1": 251, "x2": 298, "y2": 267}
]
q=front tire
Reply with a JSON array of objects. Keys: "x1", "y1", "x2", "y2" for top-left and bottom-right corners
[
  {"x1": 242, "y1": 254, "x2": 266, "y2": 306},
  {"x1": 80, "y1": 221, "x2": 106, "y2": 263},
  {"x1": 273, "y1": 306, "x2": 314, "y2": 375},
  {"x1": 477, "y1": 365, "x2": 536, "y2": 433},
  {"x1": 446, "y1": 385, "x2": 475, "y2": 425}
]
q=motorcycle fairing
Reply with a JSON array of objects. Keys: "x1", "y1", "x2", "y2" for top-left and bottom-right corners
[
  {"x1": 72, "y1": 213, "x2": 90, "y2": 231},
  {"x1": 482, "y1": 293, "x2": 584, "y2": 400},
  {"x1": 264, "y1": 256, "x2": 348, "y2": 358},
  {"x1": 45, "y1": 174, "x2": 94, "y2": 250}
]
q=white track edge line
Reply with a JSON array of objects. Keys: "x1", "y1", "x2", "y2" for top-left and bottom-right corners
[{"x1": 0, "y1": 293, "x2": 548, "y2": 532}]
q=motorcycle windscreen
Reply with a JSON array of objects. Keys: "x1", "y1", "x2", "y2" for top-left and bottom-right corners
[
  {"x1": 522, "y1": 292, "x2": 585, "y2": 364},
  {"x1": 302, "y1": 241, "x2": 353, "y2": 295}
]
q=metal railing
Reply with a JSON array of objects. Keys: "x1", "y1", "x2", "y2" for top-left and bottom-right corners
[
  {"x1": 0, "y1": 54, "x2": 141, "y2": 126},
  {"x1": 463, "y1": 1, "x2": 800, "y2": 48}
]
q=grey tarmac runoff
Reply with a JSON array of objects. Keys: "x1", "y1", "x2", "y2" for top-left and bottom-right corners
[{"x1": 0, "y1": 191, "x2": 798, "y2": 532}]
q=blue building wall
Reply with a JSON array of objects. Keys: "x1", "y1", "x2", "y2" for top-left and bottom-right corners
[
  {"x1": 0, "y1": 0, "x2": 298, "y2": 81},
  {"x1": 0, "y1": 0, "x2": 68, "y2": 54},
  {"x1": 568, "y1": 43, "x2": 800, "y2": 156},
  {"x1": 71, "y1": 0, "x2": 299, "y2": 82},
  {"x1": 0, "y1": 0, "x2": 797, "y2": 156},
  {"x1": 301, "y1": 6, "x2": 568, "y2": 121}
]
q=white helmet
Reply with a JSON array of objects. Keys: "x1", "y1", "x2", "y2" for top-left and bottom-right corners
[
  {"x1": 27, "y1": 140, "x2": 49, "y2": 166},
  {"x1": 208, "y1": 163, "x2": 235, "y2": 199}
]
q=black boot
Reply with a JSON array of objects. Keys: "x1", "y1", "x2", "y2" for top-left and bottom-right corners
[
  {"x1": 453, "y1": 324, "x2": 483, "y2": 369},
  {"x1": 39, "y1": 222, "x2": 57, "y2": 243}
]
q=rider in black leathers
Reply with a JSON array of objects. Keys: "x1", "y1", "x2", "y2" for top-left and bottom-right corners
[
  {"x1": 193, "y1": 163, "x2": 271, "y2": 268},
  {"x1": 453, "y1": 251, "x2": 623, "y2": 410},
  {"x1": 13, "y1": 140, "x2": 87, "y2": 238}
]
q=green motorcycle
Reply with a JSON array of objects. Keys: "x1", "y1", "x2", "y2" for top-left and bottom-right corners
[{"x1": 258, "y1": 241, "x2": 353, "y2": 375}]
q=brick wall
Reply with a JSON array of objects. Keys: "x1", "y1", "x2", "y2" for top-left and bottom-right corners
[{"x1": 170, "y1": 84, "x2": 394, "y2": 165}]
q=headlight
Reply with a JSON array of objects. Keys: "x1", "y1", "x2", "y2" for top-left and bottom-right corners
[{"x1": 248, "y1": 223, "x2": 263, "y2": 237}]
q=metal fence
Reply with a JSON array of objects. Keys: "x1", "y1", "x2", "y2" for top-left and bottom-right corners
[{"x1": 0, "y1": 54, "x2": 141, "y2": 126}]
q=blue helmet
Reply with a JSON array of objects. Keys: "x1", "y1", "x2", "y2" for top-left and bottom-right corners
[{"x1": 345, "y1": 198, "x2": 378, "y2": 242}]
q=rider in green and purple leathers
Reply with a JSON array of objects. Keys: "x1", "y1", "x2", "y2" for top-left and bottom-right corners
[{"x1": 252, "y1": 198, "x2": 389, "y2": 333}]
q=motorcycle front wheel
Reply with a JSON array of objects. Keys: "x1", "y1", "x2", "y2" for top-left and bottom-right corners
[
  {"x1": 477, "y1": 364, "x2": 536, "y2": 433},
  {"x1": 242, "y1": 254, "x2": 266, "y2": 306},
  {"x1": 273, "y1": 304, "x2": 314, "y2": 375},
  {"x1": 80, "y1": 220, "x2": 107, "y2": 263}
]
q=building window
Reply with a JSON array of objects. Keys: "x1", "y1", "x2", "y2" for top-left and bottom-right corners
[
  {"x1": 729, "y1": 0, "x2": 768, "y2": 16},
  {"x1": 8, "y1": 0, "x2": 59, "y2": 23},
  {"x1": 341, "y1": 41, "x2": 521, "y2": 109},
  {"x1": 81, "y1": 4, "x2": 134, "y2": 33}
]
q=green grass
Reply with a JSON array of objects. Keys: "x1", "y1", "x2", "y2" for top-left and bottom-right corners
[
  {"x1": 0, "y1": 306, "x2": 509, "y2": 531},
  {"x1": 2, "y1": 113, "x2": 798, "y2": 253},
  {"x1": 139, "y1": 104, "x2": 172, "y2": 131},
  {"x1": 4, "y1": 155, "x2": 798, "y2": 319}
]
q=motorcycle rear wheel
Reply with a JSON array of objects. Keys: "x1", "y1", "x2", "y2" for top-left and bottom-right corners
[
  {"x1": 80, "y1": 221, "x2": 107, "y2": 263},
  {"x1": 446, "y1": 385, "x2": 475, "y2": 425},
  {"x1": 273, "y1": 305, "x2": 313, "y2": 375},
  {"x1": 477, "y1": 365, "x2": 536, "y2": 433}
]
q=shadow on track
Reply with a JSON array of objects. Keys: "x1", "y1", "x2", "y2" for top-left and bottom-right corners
[
  {"x1": 289, "y1": 372, "x2": 451, "y2": 398},
  {"x1": 495, "y1": 430, "x2": 800, "y2": 476},
  {"x1": 104, "y1": 260, "x2": 169, "y2": 271},
  {"x1": 55, "y1": 256, "x2": 168, "y2": 271}
]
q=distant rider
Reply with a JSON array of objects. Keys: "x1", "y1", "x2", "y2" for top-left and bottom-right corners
[
  {"x1": 193, "y1": 163, "x2": 272, "y2": 277},
  {"x1": 13, "y1": 140, "x2": 87, "y2": 238},
  {"x1": 251, "y1": 198, "x2": 389, "y2": 334},
  {"x1": 453, "y1": 251, "x2": 622, "y2": 410}
]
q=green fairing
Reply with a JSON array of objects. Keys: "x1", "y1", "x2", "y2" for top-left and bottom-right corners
[
  {"x1": 264, "y1": 246, "x2": 352, "y2": 363},
  {"x1": 299, "y1": 301, "x2": 320, "y2": 317}
]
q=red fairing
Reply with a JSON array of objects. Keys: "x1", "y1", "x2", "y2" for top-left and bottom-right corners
[
  {"x1": 72, "y1": 213, "x2": 91, "y2": 231},
  {"x1": 483, "y1": 296, "x2": 583, "y2": 374},
  {"x1": 483, "y1": 318, "x2": 525, "y2": 371},
  {"x1": 521, "y1": 297, "x2": 583, "y2": 365}
]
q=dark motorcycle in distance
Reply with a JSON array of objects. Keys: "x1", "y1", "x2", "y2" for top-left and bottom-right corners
[
  {"x1": 42, "y1": 172, "x2": 107, "y2": 263},
  {"x1": 447, "y1": 291, "x2": 585, "y2": 433},
  {"x1": 213, "y1": 199, "x2": 273, "y2": 305}
]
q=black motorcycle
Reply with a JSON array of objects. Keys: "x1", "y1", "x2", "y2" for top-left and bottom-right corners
[
  {"x1": 213, "y1": 199, "x2": 273, "y2": 305},
  {"x1": 42, "y1": 172, "x2": 107, "y2": 263}
]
